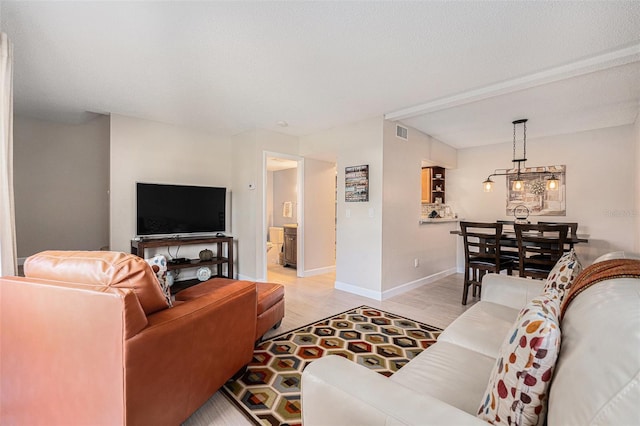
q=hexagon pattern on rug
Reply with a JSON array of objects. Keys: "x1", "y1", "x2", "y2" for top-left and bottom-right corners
[{"x1": 222, "y1": 305, "x2": 442, "y2": 426}]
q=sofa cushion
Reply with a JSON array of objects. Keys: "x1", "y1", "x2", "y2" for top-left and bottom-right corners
[
  {"x1": 24, "y1": 251, "x2": 170, "y2": 315},
  {"x1": 390, "y1": 341, "x2": 496, "y2": 415},
  {"x1": 145, "y1": 254, "x2": 172, "y2": 307},
  {"x1": 437, "y1": 301, "x2": 520, "y2": 358},
  {"x1": 542, "y1": 249, "x2": 582, "y2": 305},
  {"x1": 593, "y1": 251, "x2": 640, "y2": 263},
  {"x1": 477, "y1": 295, "x2": 561, "y2": 426},
  {"x1": 548, "y1": 277, "x2": 640, "y2": 425}
]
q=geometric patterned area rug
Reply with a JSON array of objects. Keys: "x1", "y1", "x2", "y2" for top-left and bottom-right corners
[{"x1": 221, "y1": 305, "x2": 443, "y2": 426}]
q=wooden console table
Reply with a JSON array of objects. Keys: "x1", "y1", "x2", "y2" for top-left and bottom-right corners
[{"x1": 131, "y1": 236, "x2": 234, "y2": 294}]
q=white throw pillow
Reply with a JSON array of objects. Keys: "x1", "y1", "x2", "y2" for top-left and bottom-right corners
[
  {"x1": 477, "y1": 295, "x2": 561, "y2": 426},
  {"x1": 145, "y1": 254, "x2": 172, "y2": 307},
  {"x1": 543, "y1": 249, "x2": 582, "y2": 307}
]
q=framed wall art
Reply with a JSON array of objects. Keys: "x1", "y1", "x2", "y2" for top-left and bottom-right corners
[
  {"x1": 345, "y1": 164, "x2": 369, "y2": 202},
  {"x1": 506, "y1": 165, "x2": 566, "y2": 216}
]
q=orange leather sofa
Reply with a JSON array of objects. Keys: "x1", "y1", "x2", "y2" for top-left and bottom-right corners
[
  {"x1": 0, "y1": 251, "x2": 257, "y2": 426},
  {"x1": 174, "y1": 278, "x2": 285, "y2": 341}
]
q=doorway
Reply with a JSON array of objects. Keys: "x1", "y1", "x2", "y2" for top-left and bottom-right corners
[
  {"x1": 263, "y1": 152, "x2": 303, "y2": 282},
  {"x1": 262, "y1": 152, "x2": 338, "y2": 283}
]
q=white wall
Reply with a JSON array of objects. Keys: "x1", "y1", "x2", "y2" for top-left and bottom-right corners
[
  {"x1": 300, "y1": 116, "x2": 384, "y2": 298},
  {"x1": 448, "y1": 124, "x2": 637, "y2": 265},
  {"x1": 635, "y1": 116, "x2": 640, "y2": 253},
  {"x1": 109, "y1": 115, "x2": 231, "y2": 259},
  {"x1": 272, "y1": 168, "x2": 297, "y2": 227},
  {"x1": 13, "y1": 115, "x2": 110, "y2": 258},
  {"x1": 381, "y1": 121, "x2": 458, "y2": 295},
  {"x1": 231, "y1": 130, "x2": 258, "y2": 280},
  {"x1": 303, "y1": 158, "x2": 336, "y2": 274},
  {"x1": 266, "y1": 170, "x2": 274, "y2": 228}
]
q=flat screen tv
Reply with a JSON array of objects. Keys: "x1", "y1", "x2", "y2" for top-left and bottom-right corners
[{"x1": 136, "y1": 183, "x2": 226, "y2": 236}]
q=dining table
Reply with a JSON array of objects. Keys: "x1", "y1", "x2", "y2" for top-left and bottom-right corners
[{"x1": 449, "y1": 227, "x2": 589, "y2": 246}]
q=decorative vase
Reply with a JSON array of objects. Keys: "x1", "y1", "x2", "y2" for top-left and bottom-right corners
[{"x1": 199, "y1": 249, "x2": 213, "y2": 261}]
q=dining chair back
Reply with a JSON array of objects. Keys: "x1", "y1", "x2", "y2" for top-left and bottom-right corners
[
  {"x1": 537, "y1": 221, "x2": 578, "y2": 249},
  {"x1": 495, "y1": 220, "x2": 519, "y2": 262},
  {"x1": 460, "y1": 222, "x2": 513, "y2": 305},
  {"x1": 515, "y1": 223, "x2": 569, "y2": 279}
]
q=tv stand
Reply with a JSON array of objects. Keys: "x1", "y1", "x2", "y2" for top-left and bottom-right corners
[{"x1": 131, "y1": 235, "x2": 234, "y2": 294}]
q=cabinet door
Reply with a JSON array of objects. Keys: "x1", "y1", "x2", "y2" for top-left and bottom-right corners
[
  {"x1": 284, "y1": 235, "x2": 294, "y2": 263},
  {"x1": 421, "y1": 168, "x2": 431, "y2": 202}
]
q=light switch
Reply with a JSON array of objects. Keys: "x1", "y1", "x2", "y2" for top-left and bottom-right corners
[
  {"x1": 368, "y1": 208, "x2": 374, "y2": 218},
  {"x1": 346, "y1": 208, "x2": 351, "y2": 218}
]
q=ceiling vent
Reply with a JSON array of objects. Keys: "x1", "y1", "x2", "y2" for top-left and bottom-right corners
[{"x1": 396, "y1": 124, "x2": 408, "y2": 141}]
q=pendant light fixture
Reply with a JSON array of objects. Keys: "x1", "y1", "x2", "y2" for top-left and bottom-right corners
[
  {"x1": 510, "y1": 119, "x2": 527, "y2": 191},
  {"x1": 482, "y1": 119, "x2": 559, "y2": 192}
]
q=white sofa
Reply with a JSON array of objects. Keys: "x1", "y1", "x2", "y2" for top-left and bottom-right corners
[{"x1": 301, "y1": 252, "x2": 640, "y2": 425}]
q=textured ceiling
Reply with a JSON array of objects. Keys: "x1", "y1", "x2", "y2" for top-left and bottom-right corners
[{"x1": 2, "y1": 1, "x2": 639, "y2": 148}]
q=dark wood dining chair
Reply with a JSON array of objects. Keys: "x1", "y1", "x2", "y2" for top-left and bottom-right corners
[
  {"x1": 460, "y1": 222, "x2": 514, "y2": 305},
  {"x1": 515, "y1": 223, "x2": 569, "y2": 279},
  {"x1": 496, "y1": 220, "x2": 519, "y2": 263},
  {"x1": 537, "y1": 221, "x2": 578, "y2": 250}
]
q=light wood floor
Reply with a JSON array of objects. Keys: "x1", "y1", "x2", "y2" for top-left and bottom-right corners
[{"x1": 183, "y1": 264, "x2": 476, "y2": 426}]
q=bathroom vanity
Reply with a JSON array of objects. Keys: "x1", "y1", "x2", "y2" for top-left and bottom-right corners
[{"x1": 283, "y1": 224, "x2": 297, "y2": 268}]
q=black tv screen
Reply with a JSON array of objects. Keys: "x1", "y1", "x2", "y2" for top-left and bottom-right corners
[{"x1": 136, "y1": 183, "x2": 226, "y2": 236}]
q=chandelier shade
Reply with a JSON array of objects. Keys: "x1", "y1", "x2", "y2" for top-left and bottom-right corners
[
  {"x1": 546, "y1": 173, "x2": 559, "y2": 191},
  {"x1": 483, "y1": 177, "x2": 494, "y2": 192}
]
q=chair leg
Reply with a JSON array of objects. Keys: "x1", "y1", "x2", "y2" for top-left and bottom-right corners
[
  {"x1": 472, "y1": 268, "x2": 478, "y2": 297},
  {"x1": 462, "y1": 267, "x2": 470, "y2": 305}
]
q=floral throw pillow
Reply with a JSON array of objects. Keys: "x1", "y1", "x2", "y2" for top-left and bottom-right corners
[
  {"x1": 477, "y1": 295, "x2": 561, "y2": 426},
  {"x1": 543, "y1": 249, "x2": 582, "y2": 307},
  {"x1": 145, "y1": 254, "x2": 172, "y2": 307}
]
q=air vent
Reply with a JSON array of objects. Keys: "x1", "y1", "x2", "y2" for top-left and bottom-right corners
[{"x1": 396, "y1": 124, "x2": 408, "y2": 140}]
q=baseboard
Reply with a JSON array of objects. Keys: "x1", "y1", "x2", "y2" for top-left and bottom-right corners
[
  {"x1": 236, "y1": 273, "x2": 256, "y2": 282},
  {"x1": 382, "y1": 267, "x2": 458, "y2": 299},
  {"x1": 334, "y1": 280, "x2": 383, "y2": 301},
  {"x1": 304, "y1": 265, "x2": 336, "y2": 277},
  {"x1": 335, "y1": 267, "x2": 457, "y2": 302}
]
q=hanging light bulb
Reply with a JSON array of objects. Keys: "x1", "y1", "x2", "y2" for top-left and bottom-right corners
[
  {"x1": 483, "y1": 177, "x2": 494, "y2": 192},
  {"x1": 546, "y1": 174, "x2": 559, "y2": 191},
  {"x1": 512, "y1": 174, "x2": 525, "y2": 191}
]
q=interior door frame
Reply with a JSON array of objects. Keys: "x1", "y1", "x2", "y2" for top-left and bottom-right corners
[{"x1": 262, "y1": 151, "x2": 304, "y2": 280}]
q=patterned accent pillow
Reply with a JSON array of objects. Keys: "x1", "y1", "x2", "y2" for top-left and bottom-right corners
[
  {"x1": 543, "y1": 249, "x2": 582, "y2": 306},
  {"x1": 478, "y1": 295, "x2": 561, "y2": 426},
  {"x1": 145, "y1": 255, "x2": 172, "y2": 307}
]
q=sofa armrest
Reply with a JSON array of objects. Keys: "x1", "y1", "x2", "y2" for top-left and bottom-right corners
[
  {"x1": 301, "y1": 355, "x2": 486, "y2": 426},
  {"x1": 481, "y1": 273, "x2": 544, "y2": 310}
]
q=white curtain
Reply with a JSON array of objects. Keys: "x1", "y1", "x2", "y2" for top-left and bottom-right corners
[{"x1": 0, "y1": 33, "x2": 16, "y2": 276}]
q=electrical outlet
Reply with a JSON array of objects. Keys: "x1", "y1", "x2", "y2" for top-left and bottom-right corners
[{"x1": 414, "y1": 258, "x2": 419, "y2": 268}]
